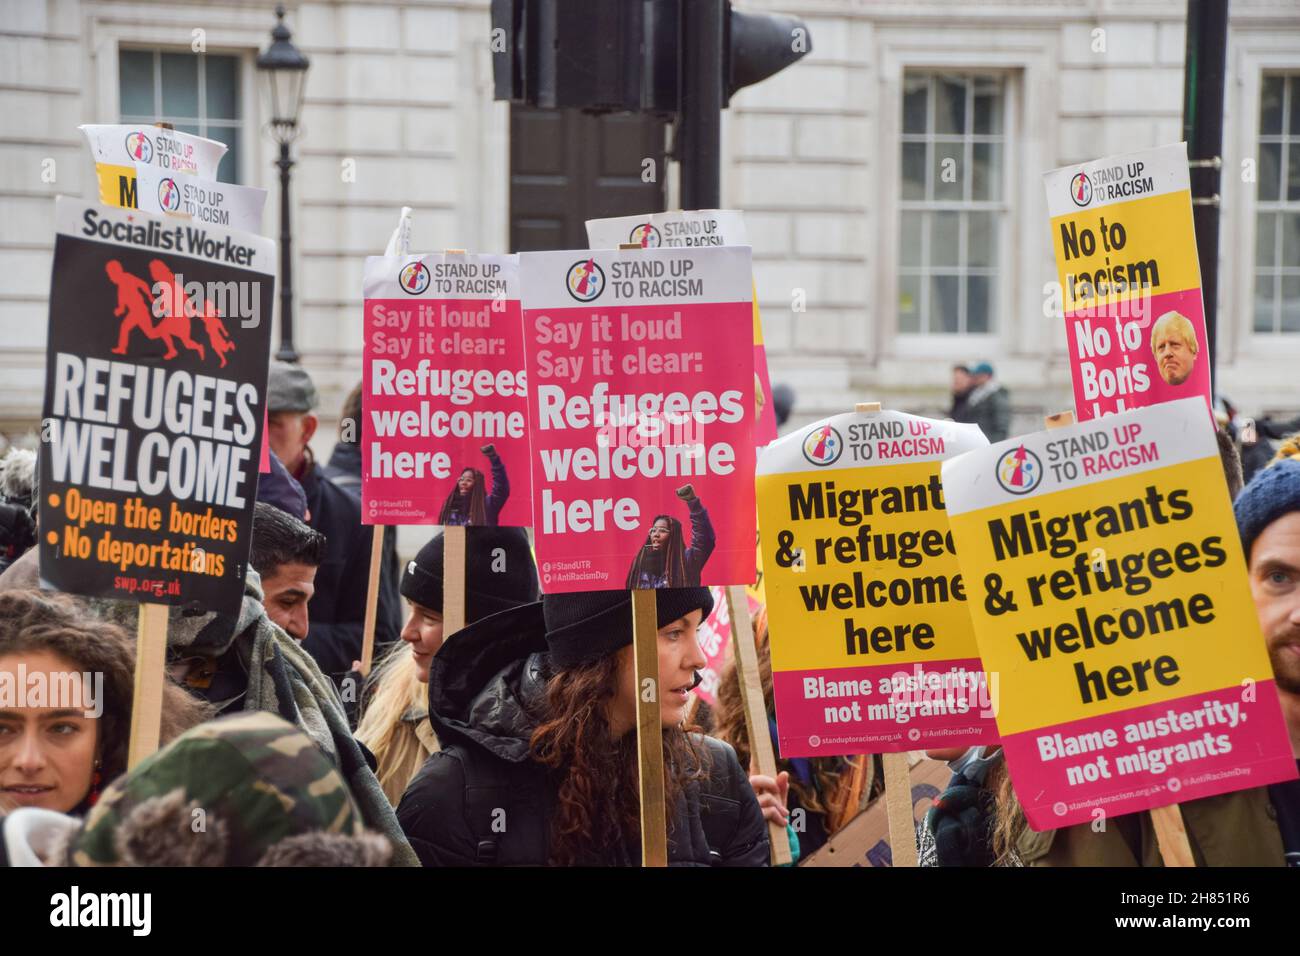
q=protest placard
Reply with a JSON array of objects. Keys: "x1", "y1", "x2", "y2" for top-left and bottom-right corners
[
  {"x1": 134, "y1": 164, "x2": 267, "y2": 232},
  {"x1": 361, "y1": 252, "x2": 530, "y2": 529},
  {"x1": 80, "y1": 124, "x2": 227, "y2": 210},
  {"x1": 942, "y1": 398, "x2": 1296, "y2": 830},
  {"x1": 1044, "y1": 143, "x2": 1211, "y2": 421},
  {"x1": 688, "y1": 587, "x2": 765, "y2": 708},
  {"x1": 586, "y1": 210, "x2": 777, "y2": 445},
  {"x1": 758, "y1": 408, "x2": 996, "y2": 759},
  {"x1": 801, "y1": 754, "x2": 951, "y2": 867},
  {"x1": 693, "y1": 587, "x2": 733, "y2": 708},
  {"x1": 519, "y1": 245, "x2": 756, "y2": 593},
  {"x1": 38, "y1": 196, "x2": 274, "y2": 612}
]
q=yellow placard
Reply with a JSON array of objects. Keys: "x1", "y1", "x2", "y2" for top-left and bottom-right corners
[
  {"x1": 948, "y1": 455, "x2": 1274, "y2": 737},
  {"x1": 759, "y1": 461, "x2": 977, "y2": 673},
  {"x1": 1050, "y1": 190, "x2": 1200, "y2": 313},
  {"x1": 95, "y1": 163, "x2": 141, "y2": 209}
]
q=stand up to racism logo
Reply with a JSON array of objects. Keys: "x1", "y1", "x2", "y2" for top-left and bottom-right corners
[
  {"x1": 398, "y1": 260, "x2": 430, "y2": 295},
  {"x1": 565, "y1": 257, "x2": 605, "y2": 302},
  {"x1": 157, "y1": 177, "x2": 181, "y2": 212},
  {"x1": 801, "y1": 424, "x2": 843, "y2": 466},
  {"x1": 628, "y1": 223, "x2": 662, "y2": 248},
  {"x1": 1069, "y1": 170, "x2": 1092, "y2": 207},
  {"x1": 125, "y1": 130, "x2": 153, "y2": 163},
  {"x1": 995, "y1": 443, "x2": 1043, "y2": 494}
]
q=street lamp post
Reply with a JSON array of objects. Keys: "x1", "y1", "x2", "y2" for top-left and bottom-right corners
[{"x1": 257, "y1": 4, "x2": 310, "y2": 364}]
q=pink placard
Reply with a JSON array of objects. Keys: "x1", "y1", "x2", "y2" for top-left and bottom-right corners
[
  {"x1": 258, "y1": 404, "x2": 270, "y2": 473},
  {"x1": 520, "y1": 247, "x2": 756, "y2": 593},
  {"x1": 692, "y1": 587, "x2": 732, "y2": 708},
  {"x1": 1066, "y1": 287, "x2": 1212, "y2": 421},
  {"x1": 1002, "y1": 680, "x2": 1298, "y2": 831},
  {"x1": 754, "y1": 343, "x2": 777, "y2": 445},
  {"x1": 361, "y1": 254, "x2": 531, "y2": 527},
  {"x1": 773, "y1": 658, "x2": 997, "y2": 757}
]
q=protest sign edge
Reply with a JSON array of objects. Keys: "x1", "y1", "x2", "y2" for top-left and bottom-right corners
[
  {"x1": 632, "y1": 587, "x2": 668, "y2": 866},
  {"x1": 126, "y1": 602, "x2": 169, "y2": 769},
  {"x1": 882, "y1": 751, "x2": 919, "y2": 867},
  {"x1": 726, "y1": 584, "x2": 792, "y2": 865},
  {"x1": 618, "y1": 239, "x2": 669, "y2": 866},
  {"x1": 1043, "y1": 409, "x2": 1195, "y2": 868}
]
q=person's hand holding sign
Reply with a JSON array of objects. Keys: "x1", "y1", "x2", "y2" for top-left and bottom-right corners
[{"x1": 748, "y1": 763, "x2": 790, "y2": 828}]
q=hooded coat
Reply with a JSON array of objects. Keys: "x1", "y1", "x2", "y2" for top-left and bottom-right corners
[{"x1": 396, "y1": 603, "x2": 769, "y2": 866}]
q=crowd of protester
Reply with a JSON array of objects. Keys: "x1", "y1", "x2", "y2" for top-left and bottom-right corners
[{"x1": 1, "y1": 363, "x2": 1296, "y2": 868}]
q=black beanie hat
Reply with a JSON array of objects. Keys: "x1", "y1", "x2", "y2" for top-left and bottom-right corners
[
  {"x1": 542, "y1": 587, "x2": 714, "y2": 668},
  {"x1": 400, "y1": 527, "x2": 540, "y2": 624}
]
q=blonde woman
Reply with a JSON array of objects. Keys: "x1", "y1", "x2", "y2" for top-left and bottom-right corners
[{"x1": 357, "y1": 527, "x2": 538, "y2": 805}]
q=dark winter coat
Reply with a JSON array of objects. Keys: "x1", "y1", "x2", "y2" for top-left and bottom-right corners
[
  {"x1": 959, "y1": 381, "x2": 1012, "y2": 444},
  {"x1": 396, "y1": 603, "x2": 769, "y2": 866},
  {"x1": 321, "y1": 440, "x2": 403, "y2": 661},
  {"x1": 298, "y1": 460, "x2": 402, "y2": 681}
]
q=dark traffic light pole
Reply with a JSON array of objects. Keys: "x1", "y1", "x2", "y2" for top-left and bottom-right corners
[
  {"x1": 679, "y1": 0, "x2": 724, "y2": 209},
  {"x1": 1181, "y1": 0, "x2": 1228, "y2": 388},
  {"x1": 275, "y1": 140, "x2": 298, "y2": 363}
]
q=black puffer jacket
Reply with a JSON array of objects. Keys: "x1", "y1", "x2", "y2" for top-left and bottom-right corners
[{"x1": 396, "y1": 603, "x2": 769, "y2": 867}]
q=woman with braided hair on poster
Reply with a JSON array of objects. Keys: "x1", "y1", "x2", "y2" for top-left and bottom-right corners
[
  {"x1": 437, "y1": 444, "x2": 510, "y2": 527},
  {"x1": 624, "y1": 484, "x2": 716, "y2": 589}
]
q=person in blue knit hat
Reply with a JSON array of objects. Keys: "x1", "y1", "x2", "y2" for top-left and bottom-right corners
[{"x1": 1234, "y1": 452, "x2": 1300, "y2": 865}]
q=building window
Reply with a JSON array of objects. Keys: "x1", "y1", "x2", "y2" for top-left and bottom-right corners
[
  {"x1": 119, "y1": 49, "x2": 242, "y2": 183},
  {"x1": 1255, "y1": 73, "x2": 1300, "y2": 334},
  {"x1": 898, "y1": 72, "x2": 1006, "y2": 334}
]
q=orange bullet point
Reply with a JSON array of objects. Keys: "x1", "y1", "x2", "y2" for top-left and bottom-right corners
[
  {"x1": 46, "y1": 531, "x2": 58, "y2": 545},
  {"x1": 47, "y1": 493, "x2": 59, "y2": 507}
]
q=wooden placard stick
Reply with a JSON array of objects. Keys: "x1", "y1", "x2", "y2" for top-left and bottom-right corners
[
  {"x1": 359, "y1": 525, "x2": 385, "y2": 677},
  {"x1": 619, "y1": 242, "x2": 667, "y2": 865},
  {"x1": 358, "y1": 217, "x2": 422, "y2": 673},
  {"x1": 882, "y1": 752, "x2": 918, "y2": 867},
  {"x1": 1044, "y1": 409, "x2": 1195, "y2": 867},
  {"x1": 440, "y1": 249, "x2": 470, "y2": 639},
  {"x1": 442, "y1": 525, "x2": 467, "y2": 636},
  {"x1": 632, "y1": 588, "x2": 668, "y2": 866},
  {"x1": 127, "y1": 602, "x2": 170, "y2": 769},
  {"x1": 854, "y1": 401, "x2": 918, "y2": 865},
  {"x1": 726, "y1": 585, "x2": 792, "y2": 865}
]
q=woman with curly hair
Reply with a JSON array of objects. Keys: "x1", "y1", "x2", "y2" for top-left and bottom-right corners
[
  {"x1": 0, "y1": 590, "x2": 213, "y2": 817},
  {"x1": 396, "y1": 587, "x2": 769, "y2": 866}
]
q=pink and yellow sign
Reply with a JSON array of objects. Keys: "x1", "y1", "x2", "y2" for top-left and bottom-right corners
[
  {"x1": 1044, "y1": 143, "x2": 1211, "y2": 421},
  {"x1": 361, "y1": 253, "x2": 531, "y2": 528},
  {"x1": 519, "y1": 246, "x2": 756, "y2": 593},
  {"x1": 586, "y1": 210, "x2": 777, "y2": 445},
  {"x1": 757, "y1": 410, "x2": 996, "y2": 758},
  {"x1": 943, "y1": 398, "x2": 1295, "y2": 830}
]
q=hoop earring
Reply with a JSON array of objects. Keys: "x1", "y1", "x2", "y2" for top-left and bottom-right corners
[{"x1": 88, "y1": 758, "x2": 104, "y2": 807}]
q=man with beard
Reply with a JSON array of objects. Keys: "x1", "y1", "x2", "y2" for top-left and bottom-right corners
[
  {"x1": 1235, "y1": 454, "x2": 1300, "y2": 865},
  {"x1": 1150, "y1": 311, "x2": 1199, "y2": 387},
  {"x1": 971, "y1": 450, "x2": 1300, "y2": 867}
]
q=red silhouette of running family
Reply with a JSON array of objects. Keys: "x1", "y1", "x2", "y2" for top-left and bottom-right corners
[{"x1": 106, "y1": 258, "x2": 236, "y2": 367}]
